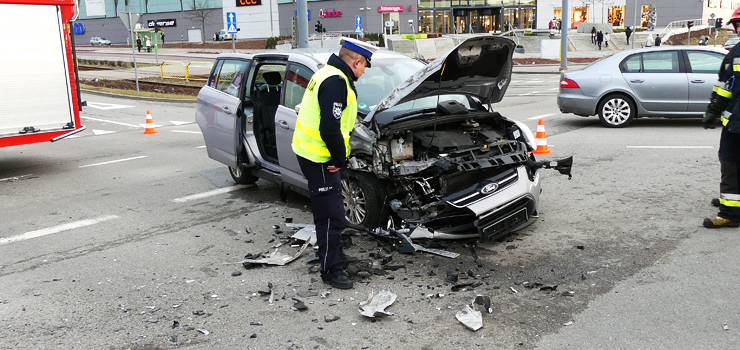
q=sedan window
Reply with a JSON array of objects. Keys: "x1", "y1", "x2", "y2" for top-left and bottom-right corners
[
  {"x1": 686, "y1": 51, "x2": 724, "y2": 74},
  {"x1": 620, "y1": 55, "x2": 642, "y2": 73},
  {"x1": 642, "y1": 51, "x2": 679, "y2": 73}
]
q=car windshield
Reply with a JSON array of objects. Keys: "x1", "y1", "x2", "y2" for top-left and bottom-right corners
[
  {"x1": 355, "y1": 58, "x2": 425, "y2": 114},
  {"x1": 100, "y1": 38, "x2": 107, "y2": 40},
  {"x1": 726, "y1": 39, "x2": 739, "y2": 45}
]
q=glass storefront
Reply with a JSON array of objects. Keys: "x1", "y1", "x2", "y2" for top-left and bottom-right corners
[
  {"x1": 608, "y1": 5, "x2": 625, "y2": 27},
  {"x1": 435, "y1": 10, "x2": 451, "y2": 33},
  {"x1": 571, "y1": 6, "x2": 587, "y2": 28},
  {"x1": 419, "y1": 0, "x2": 534, "y2": 33},
  {"x1": 640, "y1": 5, "x2": 650, "y2": 27},
  {"x1": 419, "y1": 10, "x2": 434, "y2": 32}
]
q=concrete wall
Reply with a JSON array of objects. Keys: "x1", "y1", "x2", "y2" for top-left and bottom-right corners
[
  {"x1": 74, "y1": 10, "x2": 223, "y2": 45},
  {"x1": 222, "y1": 0, "x2": 281, "y2": 39}
]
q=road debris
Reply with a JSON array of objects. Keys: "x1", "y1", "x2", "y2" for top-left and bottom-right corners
[
  {"x1": 236, "y1": 240, "x2": 310, "y2": 266},
  {"x1": 456, "y1": 304, "x2": 483, "y2": 331},
  {"x1": 474, "y1": 295, "x2": 493, "y2": 314},
  {"x1": 291, "y1": 225, "x2": 317, "y2": 246},
  {"x1": 446, "y1": 270, "x2": 459, "y2": 283},
  {"x1": 196, "y1": 328, "x2": 210, "y2": 335},
  {"x1": 324, "y1": 315, "x2": 340, "y2": 323},
  {"x1": 563, "y1": 321, "x2": 574, "y2": 326},
  {"x1": 510, "y1": 287, "x2": 518, "y2": 294},
  {"x1": 359, "y1": 290, "x2": 397, "y2": 318},
  {"x1": 723, "y1": 324, "x2": 730, "y2": 331},
  {"x1": 562, "y1": 291, "x2": 575, "y2": 297},
  {"x1": 292, "y1": 298, "x2": 308, "y2": 311}
]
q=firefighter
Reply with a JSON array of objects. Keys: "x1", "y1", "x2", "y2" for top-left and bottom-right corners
[
  {"x1": 291, "y1": 38, "x2": 376, "y2": 289},
  {"x1": 702, "y1": 7, "x2": 740, "y2": 228}
]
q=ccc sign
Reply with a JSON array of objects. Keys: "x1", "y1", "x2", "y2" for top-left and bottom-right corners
[
  {"x1": 236, "y1": 0, "x2": 261, "y2": 6},
  {"x1": 72, "y1": 22, "x2": 85, "y2": 35}
]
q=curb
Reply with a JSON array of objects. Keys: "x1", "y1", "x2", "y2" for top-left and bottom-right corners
[{"x1": 80, "y1": 88, "x2": 198, "y2": 103}]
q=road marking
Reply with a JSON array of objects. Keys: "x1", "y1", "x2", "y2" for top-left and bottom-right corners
[
  {"x1": 0, "y1": 215, "x2": 119, "y2": 246},
  {"x1": 81, "y1": 116, "x2": 141, "y2": 128},
  {"x1": 79, "y1": 155, "x2": 148, "y2": 168},
  {"x1": 528, "y1": 80, "x2": 542, "y2": 83},
  {"x1": 626, "y1": 146, "x2": 714, "y2": 149},
  {"x1": 170, "y1": 121, "x2": 194, "y2": 126},
  {"x1": 519, "y1": 91, "x2": 540, "y2": 96},
  {"x1": 139, "y1": 124, "x2": 164, "y2": 128},
  {"x1": 86, "y1": 102, "x2": 134, "y2": 110},
  {"x1": 527, "y1": 113, "x2": 556, "y2": 120},
  {"x1": 92, "y1": 129, "x2": 116, "y2": 135},
  {"x1": 172, "y1": 185, "x2": 253, "y2": 203},
  {"x1": 172, "y1": 130, "x2": 202, "y2": 134},
  {"x1": 0, "y1": 174, "x2": 33, "y2": 182},
  {"x1": 549, "y1": 87, "x2": 559, "y2": 91}
]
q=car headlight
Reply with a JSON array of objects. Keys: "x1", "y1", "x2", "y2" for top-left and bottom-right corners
[{"x1": 511, "y1": 120, "x2": 537, "y2": 151}]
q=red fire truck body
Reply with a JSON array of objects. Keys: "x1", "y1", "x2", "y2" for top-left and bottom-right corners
[{"x1": 0, "y1": 0, "x2": 84, "y2": 148}]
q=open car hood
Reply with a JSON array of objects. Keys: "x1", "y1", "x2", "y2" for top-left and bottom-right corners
[{"x1": 364, "y1": 36, "x2": 515, "y2": 123}]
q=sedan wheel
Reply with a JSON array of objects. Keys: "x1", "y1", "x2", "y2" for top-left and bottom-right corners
[
  {"x1": 228, "y1": 165, "x2": 258, "y2": 185},
  {"x1": 341, "y1": 171, "x2": 385, "y2": 228},
  {"x1": 598, "y1": 94, "x2": 635, "y2": 128}
]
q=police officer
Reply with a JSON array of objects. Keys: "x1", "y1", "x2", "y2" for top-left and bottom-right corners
[
  {"x1": 291, "y1": 38, "x2": 376, "y2": 289},
  {"x1": 703, "y1": 7, "x2": 740, "y2": 228}
]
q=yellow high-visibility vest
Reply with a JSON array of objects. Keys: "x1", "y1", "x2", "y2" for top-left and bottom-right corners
[{"x1": 292, "y1": 65, "x2": 357, "y2": 163}]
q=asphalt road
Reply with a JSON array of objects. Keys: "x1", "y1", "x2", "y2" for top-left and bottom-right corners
[{"x1": 1, "y1": 76, "x2": 738, "y2": 350}]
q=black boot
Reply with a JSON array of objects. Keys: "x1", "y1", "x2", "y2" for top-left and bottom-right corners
[{"x1": 323, "y1": 275, "x2": 353, "y2": 289}]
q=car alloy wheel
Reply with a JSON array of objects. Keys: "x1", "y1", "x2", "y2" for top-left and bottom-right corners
[
  {"x1": 228, "y1": 165, "x2": 258, "y2": 185},
  {"x1": 341, "y1": 171, "x2": 385, "y2": 228},
  {"x1": 342, "y1": 177, "x2": 367, "y2": 225},
  {"x1": 598, "y1": 94, "x2": 635, "y2": 128}
]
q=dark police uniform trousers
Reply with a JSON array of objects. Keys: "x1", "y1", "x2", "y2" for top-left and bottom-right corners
[{"x1": 297, "y1": 156, "x2": 345, "y2": 280}]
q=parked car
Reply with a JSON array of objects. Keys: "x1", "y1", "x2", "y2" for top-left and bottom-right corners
[
  {"x1": 723, "y1": 38, "x2": 740, "y2": 50},
  {"x1": 558, "y1": 46, "x2": 727, "y2": 127},
  {"x1": 89, "y1": 36, "x2": 110, "y2": 46},
  {"x1": 213, "y1": 30, "x2": 236, "y2": 41},
  {"x1": 195, "y1": 37, "x2": 572, "y2": 241}
]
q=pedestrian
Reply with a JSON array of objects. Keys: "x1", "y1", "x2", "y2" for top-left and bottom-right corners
[
  {"x1": 655, "y1": 34, "x2": 661, "y2": 46},
  {"x1": 591, "y1": 26, "x2": 597, "y2": 44},
  {"x1": 702, "y1": 7, "x2": 740, "y2": 228},
  {"x1": 645, "y1": 33, "x2": 653, "y2": 47},
  {"x1": 160, "y1": 32, "x2": 165, "y2": 46},
  {"x1": 625, "y1": 26, "x2": 632, "y2": 45},
  {"x1": 549, "y1": 19, "x2": 553, "y2": 30},
  {"x1": 136, "y1": 36, "x2": 142, "y2": 52},
  {"x1": 290, "y1": 38, "x2": 377, "y2": 289},
  {"x1": 596, "y1": 30, "x2": 604, "y2": 50},
  {"x1": 145, "y1": 36, "x2": 151, "y2": 52},
  {"x1": 604, "y1": 32, "x2": 610, "y2": 48}
]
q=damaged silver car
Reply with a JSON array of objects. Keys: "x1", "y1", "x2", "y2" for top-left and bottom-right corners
[{"x1": 195, "y1": 36, "x2": 572, "y2": 241}]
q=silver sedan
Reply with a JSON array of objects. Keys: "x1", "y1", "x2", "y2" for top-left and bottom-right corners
[{"x1": 558, "y1": 46, "x2": 727, "y2": 127}]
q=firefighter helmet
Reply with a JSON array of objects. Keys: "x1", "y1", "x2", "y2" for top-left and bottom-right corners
[{"x1": 729, "y1": 7, "x2": 740, "y2": 26}]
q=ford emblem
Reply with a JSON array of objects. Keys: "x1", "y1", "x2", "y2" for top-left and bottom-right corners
[{"x1": 480, "y1": 182, "x2": 499, "y2": 194}]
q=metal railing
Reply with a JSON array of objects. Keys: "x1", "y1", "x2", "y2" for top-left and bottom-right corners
[
  {"x1": 657, "y1": 18, "x2": 706, "y2": 42},
  {"x1": 160, "y1": 61, "x2": 213, "y2": 81}
]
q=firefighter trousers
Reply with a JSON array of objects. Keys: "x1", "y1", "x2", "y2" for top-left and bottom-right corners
[
  {"x1": 297, "y1": 156, "x2": 345, "y2": 280},
  {"x1": 718, "y1": 128, "x2": 740, "y2": 221}
]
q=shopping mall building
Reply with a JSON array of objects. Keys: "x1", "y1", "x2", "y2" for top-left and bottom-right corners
[{"x1": 73, "y1": 0, "x2": 738, "y2": 43}]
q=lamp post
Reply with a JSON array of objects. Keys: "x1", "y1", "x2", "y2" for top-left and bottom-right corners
[
  {"x1": 360, "y1": 7, "x2": 371, "y2": 37},
  {"x1": 632, "y1": 0, "x2": 638, "y2": 49},
  {"x1": 560, "y1": 0, "x2": 568, "y2": 71}
]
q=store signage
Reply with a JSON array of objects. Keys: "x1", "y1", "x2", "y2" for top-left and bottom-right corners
[
  {"x1": 147, "y1": 19, "x2": 177, "y2": 28},
  {"x1": 236, "y1": 0, "x2": 261, "y2": 6},
  {"x1": 378, "y1": 5, "x2": 403, "y2": 13},
  {"x1": 319, "y1": 9, "x2": 342, "y2": 18}
]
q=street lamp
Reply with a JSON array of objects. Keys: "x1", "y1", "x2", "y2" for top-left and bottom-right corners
[{"x1": 360, "y1": 7, "x2": 371, "y2": 36}]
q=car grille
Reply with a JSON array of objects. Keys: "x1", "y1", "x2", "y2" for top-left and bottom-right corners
[
  {"x1": 439, "y1": 167, "x2": 508, "y2": 196},
  {"x1": 475, "y1": 196, "x2": 534, "y2": 241},
  {"x1": 447, "y1": 169, "x2": 519, "y2": 208}
]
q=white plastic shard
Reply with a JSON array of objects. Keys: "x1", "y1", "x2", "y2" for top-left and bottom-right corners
[
  {"x1": 456, "y1": 304, "x2": 483, "y2": 331},
  {"x1": 237, "y1": 240, "x2": 311, "y2": 266},
  {"x1": 359, "y1": 290, "x2": 397, "y2": 318},
  {"x1": 290, "y1": 225, "x2": 317, "y2": 246}
]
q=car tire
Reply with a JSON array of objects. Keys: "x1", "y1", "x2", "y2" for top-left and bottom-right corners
[
  {"x1": 342, "y1": 170, "x2": 386, "y2": 229},
  {"x1": 228, "y1": 165, "x2": 259, "y2": 185},
  {"x1": 598, "y1": 94, "x2": 635, "y2": 128}
]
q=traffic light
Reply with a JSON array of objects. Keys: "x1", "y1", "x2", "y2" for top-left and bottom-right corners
[
  {"x1": 322, "y1": 27, "x2": 326, "y2": 33},
  {"x1": 315, "y1": 21, "x2": 322, "y2": 33},
  {"x1": 716, "y1": 18, "x2": 723, "y2": 28},
  {"x1": 687, "y1": 20, "x2": 694, "y2": 28},
  {"x1": 154, "y1": 22, "x2": 161, "y2": 32}
]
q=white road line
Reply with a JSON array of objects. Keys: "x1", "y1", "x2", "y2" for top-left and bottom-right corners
[
  {"x1": 86, "y1": 102, "x2": 134, "y2": 110},
  {"x1": 0, "y1": 215, "x2": 119, "y2": 246},
  {"x1": 172, "y1": 130, "x2": 202, "y2": 134},
  {"x1": 170, "y1": 121, "x2": 194, "y2": 126},
  {"x1": 0, "y1": 174, "x2": 33, "y2": 182},
  {"x1": 527, "y1": 113, "x2": 556, "y2": 120},
  {"x1": 92, "y1": 129, "x2": 116, "y2": 135},
  {"x1": 79, "y1": 156, "x2": 148, "y2": 168},
  {"x1": 528, "y1": 80, "x2": 543, "y2": 83},
  {"x1": 172, "y1": 185, "x2": 253, "y2": 203},
  {"x1": 626, "y1": 146, "x2": 714, "y2": 149},
  {"x1": 549, "y1": 87, "x2": 559, "y2": 91},
  {"x1": 81, "y1": 116, "x2": 141, "y2": 128},
  {"x1": 519, "y1": 91, "x2": 540, "y2": 96}
]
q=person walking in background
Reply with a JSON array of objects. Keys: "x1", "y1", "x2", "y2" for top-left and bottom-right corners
[
  {"x1": 160, "y1": 32, "x2": 165, "y2": 47},
  {"x1": 591, "y1": 26, "x2": 597, "y2": 44},
  {"x1": 145, "y1": 36, "x2": 151, "y2": 52},
  {"x1": 136, "y1": 36, "x2": 142, "y2": 52},
  {"x1": 604, "y1": 32, "x2": 610, "y2": 48},
  {"x1": 645, "y1": 33, "x2": 653, "y2": 47},
  {"x1": 655, "y1": 34, "x2": 661, "y2": 46},
  {"x1": 596, "y1": 30, "x2": 604, "y2": 50},
  {"x1": 625, "y1": 26, "x2": 632, "y2": 45}
]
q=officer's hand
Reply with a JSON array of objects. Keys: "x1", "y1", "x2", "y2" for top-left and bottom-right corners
[
  {"x1": 702, "y1": 111, "x2": 719, "y2": 129},
  {"x1": 327, "y1": 165, "x2": 340, "y2": 173}
]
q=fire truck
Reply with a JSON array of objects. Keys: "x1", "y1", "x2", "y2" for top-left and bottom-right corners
[{"x1": 0, "y1": 0, "x2": 84, "y2": 148}]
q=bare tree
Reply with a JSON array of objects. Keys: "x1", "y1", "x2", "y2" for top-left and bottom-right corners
[
  {"x1": 598, "y1": 0, "x2": 615, "y2": 24},
  {"x1": 184, "y1": 0, "x2": 217, "y2": 43}
]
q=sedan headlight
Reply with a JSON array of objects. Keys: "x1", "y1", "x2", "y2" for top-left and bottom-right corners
[{"x1": 511, "y1": 120, "x2": 537, "y2": 151}]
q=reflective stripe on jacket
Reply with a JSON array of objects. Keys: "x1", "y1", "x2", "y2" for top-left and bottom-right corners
[{"x1": 292, "y1": 65, "x2": 357, "y2": 163}]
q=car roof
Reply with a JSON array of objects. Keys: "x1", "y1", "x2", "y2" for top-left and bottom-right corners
[
  {"x1": 609, "y1": 45, "x2": 726, "y2": 59},
  {"x1": 214, "y1": 48, "x2": 413, "y2": 66}
]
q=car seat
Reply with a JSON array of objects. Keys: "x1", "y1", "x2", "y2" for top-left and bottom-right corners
[{"x1": 254, "y1": 71, "x2": 282, "y2": 160}]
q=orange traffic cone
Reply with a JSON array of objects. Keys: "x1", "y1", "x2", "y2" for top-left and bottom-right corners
[
  {"x1": 143, "y1": 110, "x2": 158, "y2": 134},
  {"x1": 532, "y1": 119, "x2": 553, "y2": 154}
]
